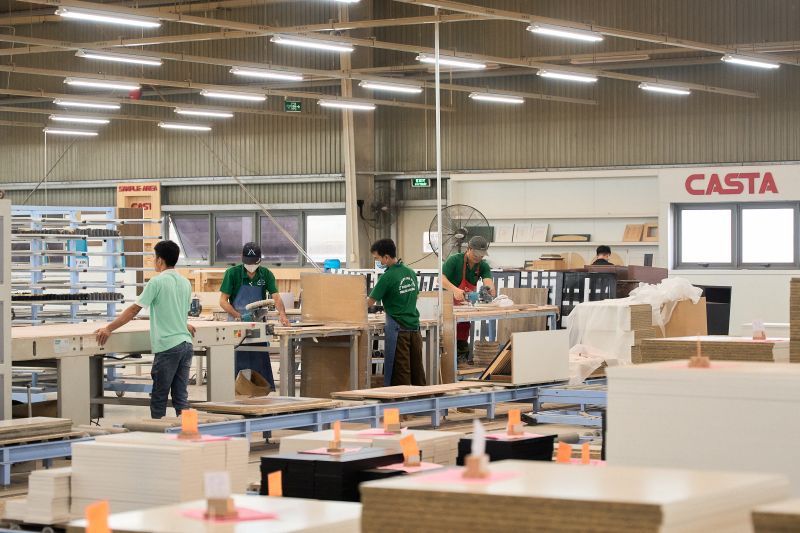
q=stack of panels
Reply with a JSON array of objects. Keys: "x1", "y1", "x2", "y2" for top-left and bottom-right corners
[
  {"x1": 569, "y1": 301, "x2": 653, "y2": 364},
  {"x1": 4, "y1": 499, "x2": 28, "y2": 522},
  {"x1": 260, "y1": 449, "x2": 403, "y2": 502},
  {"x1": 473, "y1": 341, "x2": 501, "y2": 368},
  {"x1": 752, "y1": 498, "x2": 800, "y2": 532},
  {"x1": 607, "y1": 361, "x2": 800, "y2": 494},
  {"x1": 637, "y1": 336, "x2": 790, "y2": 364},
  {"x1": 25, "y1": 467, "x2": 71, "y2": 524},
  {"x1": 360, "y1": 460, "x2": 789, "y2": 533},
  {"x1": 0, "y1": 417, "x2": 72, "y2": 442},
  {"x1": 791, "y1": 278, "x2": 800, "y2": 363},
  {"x1": 456, "y1": 434, "x2": 555, "y2": 465},
  {"x1": 70, "y1": 432, "x2": 249, "y2": 514}
]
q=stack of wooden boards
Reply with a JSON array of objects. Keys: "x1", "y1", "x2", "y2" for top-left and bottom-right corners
[
  {"x1": 4, "y1": 467, "x2": 73, "y2": 524},
  {"x1": 331, "y1": 383, "x2": 502, "y2": 401},
  {"x1": 360, "y1": 460, "x2": 789, "y2": 532},
  {"x1": 636, "y1": 336, "x2": 791, "y2": 363},
  {"x1": 192, "y1": 396, "x2": 340, "y2": 417},
  {"x1": 122, "y1": 412, "x2": 245, "y2": 432},
  {"x1": 472, "y1": 341, "x2": 500, "y2": 368},
  {"x1": 0, "y1": 417, "x2": 75, "y2": 445},
  {"x1": 279, "y1": 429, "x2": 464, "y2": 466},
  {"x1": 607, "y1": 361, "x2": 800, "y2": 494},
  {"x1": 70, "y1": 432, "x2": 249, "y2": 514},
  {"x1": 752, "y1": 498, "x2": 800, "y2": 532},
  {"x1": 791, "y1": 278, "x2": 800, "y2": 363}
]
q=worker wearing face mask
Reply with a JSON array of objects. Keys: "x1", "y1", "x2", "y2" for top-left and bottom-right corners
[{"x1": 220, "y1": 242, "x2": 290, "y2": 391}]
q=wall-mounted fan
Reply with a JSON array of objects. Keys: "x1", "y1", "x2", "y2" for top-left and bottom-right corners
[{"x1": 428, "y1": 204, "x2": 492, "y2": 258}]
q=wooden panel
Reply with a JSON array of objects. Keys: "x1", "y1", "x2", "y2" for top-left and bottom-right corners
[
  {"x1": 300, "y1": 274, "x2": 367, "y2": 325},
  {"x1": 116, "y1": 182, "x2": 161, "y2": 274},
  {"x1": 497, "y1": 288, "x2": 548, "y2": 346}
]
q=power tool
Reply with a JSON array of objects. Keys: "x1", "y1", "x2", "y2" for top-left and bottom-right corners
[{"x1": 465, "y1": 285, "x2": 494, "y2": 306}]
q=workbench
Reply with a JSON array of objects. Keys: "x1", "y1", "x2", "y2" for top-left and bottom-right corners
[
  {"x1": 66, "y1": 494, "x2": 361, "y2": 532},
  {"x1": 11, "y1": 320, "x2": 267, "y2": 424}
]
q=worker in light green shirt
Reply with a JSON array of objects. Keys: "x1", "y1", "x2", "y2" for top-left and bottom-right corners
[
  {"x1": 94, "y1": 240, "x2": 195, "y2": 419},
  {"x1": 367, "y1": 238, "x2": 426, "y2": 386}
]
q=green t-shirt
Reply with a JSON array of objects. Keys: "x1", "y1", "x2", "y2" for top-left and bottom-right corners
[
  {"x1": 442, "y1": 252, "x2": 491, "y2": 287},
  {"x1": 135, "y1": 269, "x2": 193, "y2": 353},
  {"x1": 219, "y1": 265, "x2": 279, "y2": 300},
  {"x1": 369, "y1": 262, "x2": 420, "y2": 331}
]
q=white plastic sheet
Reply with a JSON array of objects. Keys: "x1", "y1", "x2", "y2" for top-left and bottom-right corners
[
  {"x1": 568, "y1": 344, "x2": 618, "y2": 385},
  {"x1": 628, "y1": 277, "x2": 702, "y2": 334}
]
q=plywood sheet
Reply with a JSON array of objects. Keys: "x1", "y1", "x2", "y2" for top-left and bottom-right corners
[
  {"x1": 300, "y1": 274, "x2": 367, "y2": 325},
  {"x1": 0, "y1": 417, "x2": 72, "y2": 440},
  {"x1": 195, "y1": 396, "x2": 339, "y2": 416},
  {"x1": 331, "y1": 383, "x2": 496, "y2": 401},
  {"x1": 497, "y1": 288, "x2": 548, "y2": 345}
]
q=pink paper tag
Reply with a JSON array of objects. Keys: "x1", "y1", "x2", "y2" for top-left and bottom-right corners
[
  {"x1": 378, "y1": 461, "x2": 443, "y2": 474},
  {"x1": 298, "y1": 447, "x2": 362, "y2": 456},
  {"x1": 415, "y1": 468, "x2": 519, "y2": 485},
  {"x1": 358, "y1": 429, "x2": 402, "y2": 437},
  {"x1": 566, "y1": 459, "x2": 606, "y2": 466},
  {"x1": 181, "y1": 507, "x2": 277, "y2": 523},
  {"x1": 166, "y1": 434, "x2": 231, "y2": 442},
  {"x1": 486, "y1": 433, "x2": 544, "y2": 441}
]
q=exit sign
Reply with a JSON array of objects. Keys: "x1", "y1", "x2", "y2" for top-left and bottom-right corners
[
  {"x1": 412, "y1": 178, "x2": 431, "y2": 188},
  {"x1": 284, "y1": 100, "x2": 302, "y2": 113}
]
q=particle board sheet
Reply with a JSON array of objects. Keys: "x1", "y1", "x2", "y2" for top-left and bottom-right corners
[
  {"x1": 331, "y1": 383, "x2": 497, "y2": 401},
  {"x1": 607, "y1": 361, "x2": 800, "y2": 494},
  {"x1": 752, "y1": 498, "x2": 800, "y2": 532},
  {"x1": 637, "y1": 336, "x2": 791, "y2": 364},
  {"x1": 194, "y1": 396, "x2": 339, "y2": 416},
  {"x1": 360, "y1": 460, "x2": 789, "y2": 533},
  {"x1": 24, "y1": 467, "x2": 71, "y2": 524},
  {"x1": 496, "y1": 288, "x2": 548, "y2": 346}
]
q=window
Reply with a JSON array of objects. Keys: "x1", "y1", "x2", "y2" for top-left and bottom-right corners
[
  {"x1": 260, "y1": 215, "x2": 300, "y2": 265},
  {"x1": 170, "y1": 215, "x2": 210, "y2": 265},
  {"x1": 214, "y1": 215, "x2": 254, "y2": 265},
  {"x1": 674, "y1": 203, "x2": 798, "y2": 269},
  {"x1": 306, "y1": 214, "x2": 347, "y2": 262}
]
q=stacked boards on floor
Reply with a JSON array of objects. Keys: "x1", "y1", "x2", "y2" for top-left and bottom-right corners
[
  {"x1": 607, "y1": 361, "x2": 800, "y2": 494},
  {"x1": 472, "y1": 341, "x2": 500, "y2": 368},
  {"x1": 791, "y1": 278, "x2": 800, "y2": 363},
  {"x1": 70, "y1": 432, "x2": 249, "y2": 514},
  {"x1": 360, "y1": 460, "x2": 789, "y2": 532},
  {"x1": 636, "y1": 336, "x2": 791, "y2": 364}
]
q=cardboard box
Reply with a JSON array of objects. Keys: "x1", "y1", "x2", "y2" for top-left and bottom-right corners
[
  {"x1": 663, "y1": 297, "x2": 708, "y2": 338},
  {"x1": 530, "y1": 259, "x2": 566, "y2": 270}
]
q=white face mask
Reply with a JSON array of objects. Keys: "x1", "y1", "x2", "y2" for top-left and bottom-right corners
[{"x1": 244, "y1": 264, "x2": 259, "y2": 273}]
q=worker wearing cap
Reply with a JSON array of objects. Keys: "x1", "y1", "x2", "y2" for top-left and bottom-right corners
[
  {"x1": 441, "y1": 236, "x2": 496, "y2": 364},
  {"x1": 219, "y1": 242, "x2": 290, "y2": 391},
  {"x1": 367, "y1": 238, "x2": 426, "y2": 387}
]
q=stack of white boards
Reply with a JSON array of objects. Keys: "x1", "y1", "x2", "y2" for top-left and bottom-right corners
[
  {"x1": 359, "y1": 460, "x2": 789, "y2": 532},
  {"x1": 3, "y1": 467, "x2": 72, "y2": 524},
  {"x1": 70, "y1": 432, "x2": 249, "y2": 514},
  {"x1": 607, "y1": 361, "x2": 800, "y2": 494},
  {"x1": 752, "y1": 498, "x2": 800, "y2": 532},
  {"x1": 637, "y1": 336, "x2": 791, "y2": 363},
  {"x1": 279, "y1": 429, "x2": 463, "y2": 466}
]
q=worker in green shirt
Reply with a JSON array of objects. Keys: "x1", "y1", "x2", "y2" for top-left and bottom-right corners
[
  {"x1": 368, "y1": 239, "x2": 426, "y2": 386},
  {"x1": 219, "y1": 242, "x2": 290, "y2": 391},
  {"x1": 441, "y1": 236, "x2": 496, "y2": 364}
]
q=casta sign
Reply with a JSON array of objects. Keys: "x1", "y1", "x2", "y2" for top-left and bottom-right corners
[{"x1": 685, "y1": 172, "x2": 779, "y2": 196}]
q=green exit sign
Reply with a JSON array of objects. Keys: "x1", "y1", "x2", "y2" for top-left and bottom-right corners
[
  {"x1": 412, "y1": 178, "x2": 431, "y2": 188},
  {"x1": 284, "y1": 100, "x2": 302, "y2": 113}
]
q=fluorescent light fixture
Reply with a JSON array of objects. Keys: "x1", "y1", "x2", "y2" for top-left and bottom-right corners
[
  {"x1": 721, "y1": 54, "x2": 780, "y2": 70},
  {"x1": 468, "y1": 92, "x2": 524, "y2": 104},
  {"x1": 358, "y1": 80, "x2": 423, "y2": 94},
  {"x1": 334, "y1": 0, "x2": 360, "y2": 3},
  {"x1": 53, "y1": 99, "x2": 120, "y2": 110},
  {"x1": 158, "y1": 122, "x2": 212, "y2": 132},
  {"x1": 64, "y1": 77, "x2": 141, "y2": 91},
  {"x1": 200, "y1": 89, "x2": 266, "y2": 102},
  {"x1": 43, "y1": 127, "x2": 98, "y2": 136},
  {"x1": 76, "y1": 49, "x2": 162, "y2": 67},
  {"x1": 537, "y1": 69, "x2": 598, "y2": 83},
  {"x1": 638, "y1": 82, "x2": 691, "y2": 95},
  {"x1": 416, "y1": 54, "x2": 487, "y2": 70},
  {"x1": 270, "y1": 35, "x2": 354, "y2": 53},
  {"x1": 174, "y1": 108, "x2": 234, "y2": 119},
  {"x1": 571, "y1": 54, "x2": 650, "y2": 65},
  {"x1": 55, "y1": 7, "x2": 160, "y2": 28},
  {"x1": 527, "y1": 23, "x2": 603, "y2": 42},
  {"x1": 50, "y1": 115, "x2": 110, "y2": 125},
  {"x1": 229, "y1": 67, "x2": 304, "y2": 81},
  {"x1": 318, "y1": 99, "x2": 376, "y2": 111}
]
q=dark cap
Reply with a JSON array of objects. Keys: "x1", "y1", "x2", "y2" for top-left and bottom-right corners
[
  {"x1": 468, "y1": 235, "x2": 489, "y2": 255},
  {"x1": 242, "y1": 242, "x2": 262, "y2": 265}
]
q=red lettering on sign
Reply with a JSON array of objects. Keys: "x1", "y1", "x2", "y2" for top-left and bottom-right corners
[
  {"x1": 130, "y1": 202, "x2": 152, "y2": 210},
  {"x1": 685, "y1": 174, "x2": 705, "y2": 195},
  {"x1": 684, "y1": 172, "x2": 779, "y2": 196},
  {"x1": 760, "y1": 172, "x2": 778, "y2": 194},
  {"x1": 722, "y1": 173, "x2": 744, "y2": 194}
]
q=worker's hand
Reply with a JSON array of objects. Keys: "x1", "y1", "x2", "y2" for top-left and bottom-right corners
[
  {"x1": 453, "y1": 288, "x2": 465, "y2": 302},
  {"x1": 279, "y1": 315, "x2": 291, "y2": 327},
  {"x1": 94, "y1": 327, "x2": 112, "y2": 346},
  {"x1": 187, "y1": 324, "x2": 196, "y2": 337},
  {"x1": 230, "y1": 311, "x2": 242, "y2": 321},
  {"x1": 489, "y1": 286, "x2": 497, "y2": 297}
]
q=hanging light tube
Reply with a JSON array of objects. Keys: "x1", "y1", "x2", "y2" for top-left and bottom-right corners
[
  {"x1": 229, "y1": 67, "x2": 304, "y2": 81},
  {"x1": 468, "y1": 92, "x2": 524, "y2": 104},
  {"x1": 416, "y1": 54, "x2": 486, "y2": 70},
  {"x1": 76, "y1": 49, "x2": 162, "y2": 67},
  {"x1": 64, "y1": 77, "x2": 141, "y2": 91},
  {"x1": 721, "y1": 54, "x2": 780, "y2": 70},
  {"x1": 571, "y1": 54, "x2": 650, "y2": 65},
  {"x1": 55, "y1": 7, "x2": 161, "y2": 28},
  {"x1": 358, "y1": 80, "x2": 423, "y2": 94},
  {"x1": 638, "y1": 82, "x2": 691, "y2": 95},
  {"x1": 537, "y1": 70, "x2": 598, "y2": 83},
  {"x1": 158, "y1": 122, "x2": 212, "y2": 132},
  {"x1": 527, "y1": 23, "x2": 603, "y2": 42},
  {"x1": 43, "y1": 127, "x2": 99, "y2": 136},
  {"x1": 318, "y1": 99, "x2": 376, "y2": 111},
  {"x1": 50, "y1": 115, "x2": 110, "y2": 125},
  {"x1": 53, "y1": 99, "x2": 120, "y2": 110},
  {"x1": 200, "y1": 89, "x2": 266, "y2": 102},
  {"x1": 174, "y1": 108, "x2": 233, "y2": 119},
  {"x1": 270, "y1": 35, "x2": 354, "y2": 53}
]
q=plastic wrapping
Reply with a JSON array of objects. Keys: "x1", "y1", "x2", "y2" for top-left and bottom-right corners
[
  {"x1": 628, "y1": 277, "x2": 702, "y2": 334},
  {"x1": 568, "y1": 344, "x2": 618, "y2": 385}
]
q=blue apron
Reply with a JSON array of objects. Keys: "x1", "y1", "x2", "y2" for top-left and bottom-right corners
[
  {"x1": 230, "y1": 283, "x2": 275, "y2": 390},
  {"x1": 383, "y1": 314, "x2": 401, "y2": 386}
]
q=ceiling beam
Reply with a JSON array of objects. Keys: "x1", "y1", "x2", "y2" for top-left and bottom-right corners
[{"x1": 0, "y1": 118, "x2": 44, "y2": 128}]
